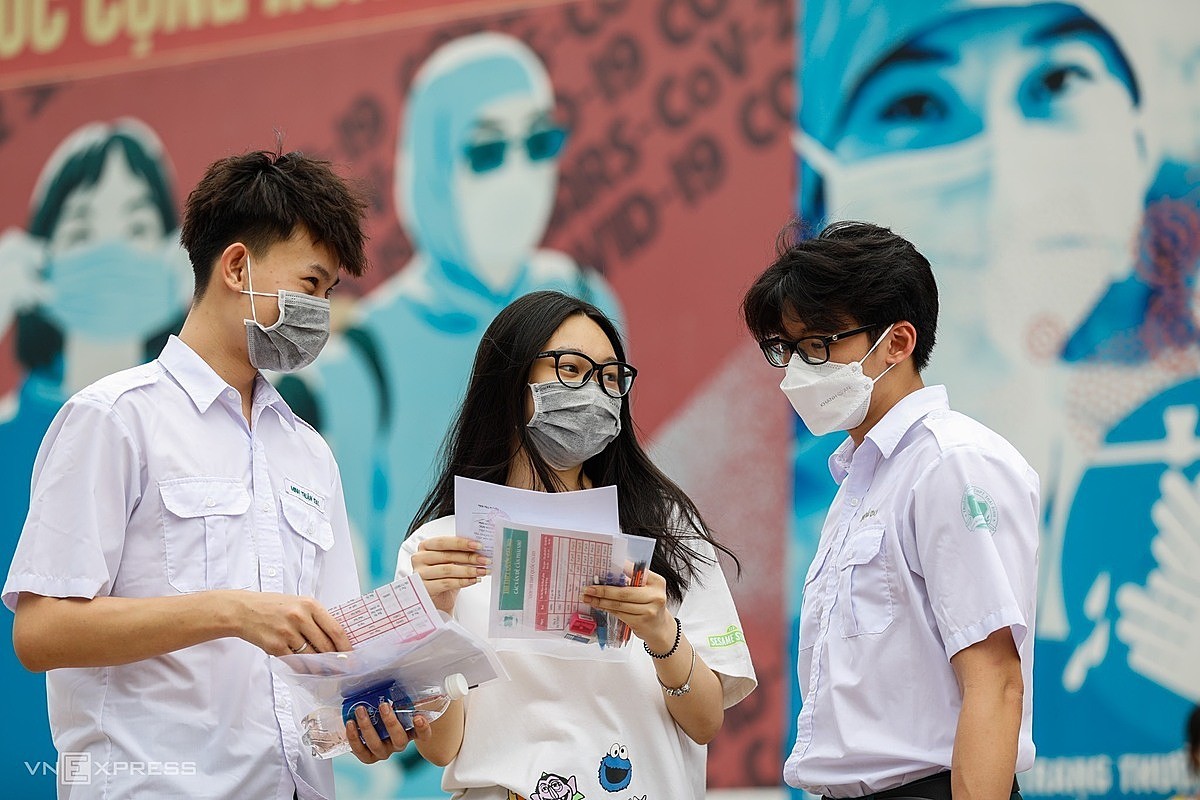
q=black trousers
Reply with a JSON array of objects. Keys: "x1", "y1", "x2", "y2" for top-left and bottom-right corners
[{"x1": 823, "y1": 771, "x2": 1021, "y2": 800}]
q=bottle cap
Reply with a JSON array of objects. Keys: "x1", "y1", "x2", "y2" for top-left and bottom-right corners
[{"x1": 444, "y1": 673, "x2": 468, "y2": 701}]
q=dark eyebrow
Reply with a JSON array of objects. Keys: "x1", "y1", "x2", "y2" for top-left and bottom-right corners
[
  {"x1": 1025, "y1": 14, "x2": 1107, "y2": 46},
  {"x1": 122, "y1": 192, "x2": 154, "y2": 214},
  {"x1": 840, "y1": 41, "x2": 956, "y2": 126},
  {"x1": 554, "y1": 346, "x2": 619, "y2": 363},
  {"x1": 859, "y1": 41, "x2": 955, "y2": 85},
  {"x1": 472, "y1": 119, "x2": 505, "y2": 133},
  {"x1": 309, "y1": 262, "x2": 338, "y2": 287}
]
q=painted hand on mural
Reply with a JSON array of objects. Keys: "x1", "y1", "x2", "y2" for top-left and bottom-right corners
[
  {"x1": 0, "y1": 227, "x2": 49, "y2": 337},
  {"x1": 1115, "y1": 469, "x2": 1200, "y2": 702}
]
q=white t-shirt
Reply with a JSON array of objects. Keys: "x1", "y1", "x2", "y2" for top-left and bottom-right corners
[{"x1": 397, "y1": 515, "x2": 757, "y2": 800}]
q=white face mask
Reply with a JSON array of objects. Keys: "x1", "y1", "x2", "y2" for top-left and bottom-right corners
[
  {"x1": 779, "y1": 325, "x2": 895, "y2": 436},
  {"x1": 797, "y1": 86, "x2": 1148, "y2": 363}
]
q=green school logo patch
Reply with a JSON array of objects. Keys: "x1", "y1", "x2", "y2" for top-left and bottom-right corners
[
  {"x1": 961, "y1": 485, "x2": 998, "y2": 533},
  {"x1": 708, "y1": 625, "x2": 745, "y2": 648}
]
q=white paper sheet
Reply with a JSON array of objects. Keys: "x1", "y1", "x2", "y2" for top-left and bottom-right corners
[
  {"x1": 328, "y1": 572, "x2": 441, "y2": 647},
  {"x1": 454, "y1": 475, "x2": 620, "y2": 558}
]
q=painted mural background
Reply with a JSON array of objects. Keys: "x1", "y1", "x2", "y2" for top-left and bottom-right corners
[
  {"x1": 793, "y1": 2, "x2": 1200, "y2": 799},
  {"x1": 4, "y1": 0, "x2": 1200, "y2": 798},
  {"x1": 0, "y1": 1, "x2": 792, "y2": 797}
]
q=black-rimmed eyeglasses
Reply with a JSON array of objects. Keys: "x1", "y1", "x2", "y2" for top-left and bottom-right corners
[
  {"x1": 758, "y1": 324, "x2": 881, "y2": 367},
  {"x1": 535, "y1": 350, "x2": 638, "y2": 397}
]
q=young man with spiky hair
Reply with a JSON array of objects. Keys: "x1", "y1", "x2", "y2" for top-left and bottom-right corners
[
  {"x1": 744, "y1": 221, "x2": 1040, "y2": 800},
  {"x1": 5, "y1": 147, "x2": 422, "y2": 799}
]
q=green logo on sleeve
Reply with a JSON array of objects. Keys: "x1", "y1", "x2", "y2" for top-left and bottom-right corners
[
  {"x1": 707, "y1": 625, "x2": 745, "y2": 648},
  {"x1": 961, "y1": 485, "x2": 998, "y2": 533}
]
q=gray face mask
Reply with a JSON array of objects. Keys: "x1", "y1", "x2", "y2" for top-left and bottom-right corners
[
  {"x1": 526, "y1": 380, "x2": 623, "y2": 470},
  {"x1": 242, "y1": 255, "x2": 331, "y2": 373}
]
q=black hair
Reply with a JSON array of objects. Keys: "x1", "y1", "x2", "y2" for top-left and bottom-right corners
[
  {"x1": 17, "y1": 121, "x2": 180, "y2": 374},
  {"x1": 181, "y1": 142, "x2": 369, "y2": 299},
  {"x1": 410, "y1": 290, "x2": 739, "y2": 603},
  {"x1": 742, "y1": 219, "x2": 939, "y2": 371}
]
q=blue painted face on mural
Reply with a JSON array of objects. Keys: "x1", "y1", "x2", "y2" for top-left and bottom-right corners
[
  {"x1": 598, "y1": 743, "x2": 633, "y2": 791},
  {"x1": 40, "y1": 149, "x2": 181, "y2": 345},
  {"x1": 787, "y1": 5, "x2": 1200, "y2": 799},
  {"x1": 802, "y1": 2, "x2": 1150, "y2": 369}
]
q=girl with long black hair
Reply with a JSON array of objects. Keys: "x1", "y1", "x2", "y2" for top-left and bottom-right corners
[{"x1": 393, "y1": 290, "x2": 756, "y2": 800}]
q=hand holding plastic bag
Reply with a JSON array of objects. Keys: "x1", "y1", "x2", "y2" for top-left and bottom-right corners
[{"x1": 270, "y1": 617, "x2": 506, "y2": 759}]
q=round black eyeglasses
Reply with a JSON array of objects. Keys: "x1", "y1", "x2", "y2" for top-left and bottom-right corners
[{"x1": 535, "y1": 350, "x2": 638, "y2": 397}]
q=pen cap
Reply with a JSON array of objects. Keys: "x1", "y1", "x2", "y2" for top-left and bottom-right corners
[{"x1": 444, "y1": 673, "x2": 469, "y2": 701}]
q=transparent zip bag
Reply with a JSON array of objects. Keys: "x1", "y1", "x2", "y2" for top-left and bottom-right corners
[
  {"x1": 488, "y1": 525, "x2": 657, "y2": 661},
  {"x1": 270, "y1": 618, "x2": 507, "y2": 758}
]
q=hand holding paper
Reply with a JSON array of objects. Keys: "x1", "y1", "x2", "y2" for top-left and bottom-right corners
[
  {"x1": 410, "y1": 535, "x2": 490, "y2": 614},
  {"x1": 581, "y1": 568, "x2": 676, "y2": 654}
]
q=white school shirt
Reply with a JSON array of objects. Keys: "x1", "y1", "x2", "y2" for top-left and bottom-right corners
[
  {"x1": 397, "y1": 514, "x2": 757, "y2": 800},
  {"x1": 3, "y1": 336, "x2": 360, "y2": 800},
  {"x1": 784, "y1": 386, "x2": 1040, "y2": 798}
]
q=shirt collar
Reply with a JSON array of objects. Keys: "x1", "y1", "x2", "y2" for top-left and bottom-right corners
[
  {"x1": 865, "y1": 384, "x2": 949, "y2": 458},
  {"x1": 252, "y1": 375, "x2": 298, "y2": 431},
  {"x1": 157, "y1": 336, "x2": 297, "y2": 431},
  {"x1": 826, "y1": 385, "x2": 949, "y2": 483}
]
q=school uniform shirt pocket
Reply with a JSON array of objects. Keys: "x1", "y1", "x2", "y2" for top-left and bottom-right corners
[
  {"x1": 159, "y1": 478, "x2": 253, "y2": 593},
  {"x1": 798, "y1": 544, "x2": 832, "y2": 651},
  {"x1": 837, "y1": 523, "x2": 895, "y2": 637},
  {"x1": 279, "y1": 483, "x2": 334, "y2": 596}
]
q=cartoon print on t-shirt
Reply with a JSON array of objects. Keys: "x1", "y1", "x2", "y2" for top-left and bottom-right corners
[
  {"x1": 529, "y1": 770, "x2": 585, "y2": 800},
  {"x1": 597, "y1": 743, "x2": 632, "y2": 791}
]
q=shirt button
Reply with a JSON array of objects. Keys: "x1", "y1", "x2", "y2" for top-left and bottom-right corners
[
  {"x1": 226, "y1": 390, "x2": 236, "y2": 400},
  {"x1": 267, "y1": 567, "x2": 278, "y2": 578},
  {"x1": 848, "y1": 498, "x2": 860, "y2": 507},
  {"x1": 261, "y1": 504, "x2": 272, "y2": 513},
  {"x1": 205, "y1": 497, "x2": 216, "y2": 508}
]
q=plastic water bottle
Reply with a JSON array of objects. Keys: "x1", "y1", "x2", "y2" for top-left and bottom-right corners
[{"x1": 302, "y1": 673, "x2": 469, "y2": 759}]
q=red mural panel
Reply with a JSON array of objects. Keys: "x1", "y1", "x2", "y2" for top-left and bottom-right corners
[{"x1": 0, "y1": 0, "x2": 793, "y2": 791}]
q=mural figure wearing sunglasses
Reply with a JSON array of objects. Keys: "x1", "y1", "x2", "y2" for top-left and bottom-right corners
[{"x1": 278, "y1": 32, "x2": 623, "y2": 797}]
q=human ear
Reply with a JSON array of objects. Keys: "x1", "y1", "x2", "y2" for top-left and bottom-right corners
[
  {"x1": 218, "y1": 243, "x2": 249, "y2": 295},
  {"x1": 886, "y1": 321, "x2": 918, "y2": 364}
]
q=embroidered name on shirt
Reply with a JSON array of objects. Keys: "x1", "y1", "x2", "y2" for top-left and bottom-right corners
[
  {"x1": 286, "y1": 480, "x2": 325, "y2": 513},
  {"x1": 708, "y1": 624, "x2": 745, "y2": 648},
  {"x1": 860, "y1": 508, "x2": 879, "y2": 521}
]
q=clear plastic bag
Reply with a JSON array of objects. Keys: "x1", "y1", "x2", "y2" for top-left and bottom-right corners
[
  {"x1": 270, "y1": 619, "x2": 506, "y2": 759},
  {"x1": 300, "y1": 673, "x2": 467, "y2": 759},
  {"x1": 489, "y1": 529, "x2": 657, "y2": 662}
]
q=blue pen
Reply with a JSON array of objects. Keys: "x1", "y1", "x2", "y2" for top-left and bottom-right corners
[{"x1": 592, "y1": 606, "x2": 607, "y2": 650}]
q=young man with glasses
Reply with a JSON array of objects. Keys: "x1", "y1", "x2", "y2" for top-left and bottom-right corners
[{"x1": 742, "y1": 221, "x2": 1040, "y2": 800}]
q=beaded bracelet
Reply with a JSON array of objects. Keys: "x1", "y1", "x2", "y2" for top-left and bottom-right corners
[{"x1": 644, "y1": 617, "x2": 682, "y2": 659}]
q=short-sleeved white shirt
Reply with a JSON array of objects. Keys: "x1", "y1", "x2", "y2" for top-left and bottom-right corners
[
  {"x1": 397, "y1": 514, "x2": 757, "y2": 800},
  {"x1": 785, "y1": 386, "x2": 1040, "y2": 798},
  {"x1": 3, "y1": 336, "x2": 360, "y2": 800}
]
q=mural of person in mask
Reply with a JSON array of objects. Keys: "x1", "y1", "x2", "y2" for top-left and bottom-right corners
[
  {"x1": 279, "y1": 34, "x2": 622, "y2": 796},
  {"x1": 291, "y1": 32, "x2": 622, "y2": 589},
  {"x1": 793, "y1": 3, "x2": 1200, "y2": 798},
  {"x1": 0, "y1": 118, "x2": 189, "y2": 797}
]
